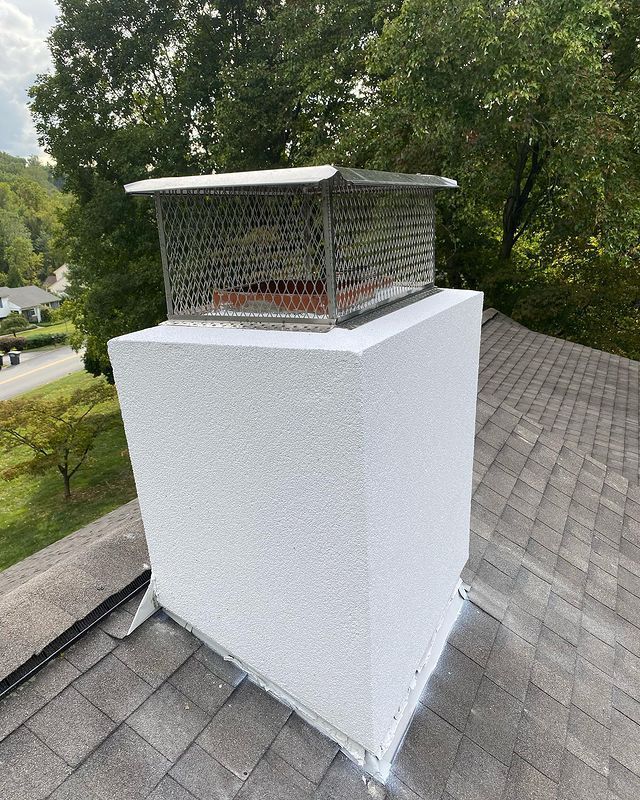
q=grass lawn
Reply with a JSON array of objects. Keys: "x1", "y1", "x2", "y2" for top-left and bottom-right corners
[
  {"x1": 21, "y1": 320, "x2": 76, "y2": 340},
  {"x1": 0, "y1": 370, "x2": 137, "y2": 571}
]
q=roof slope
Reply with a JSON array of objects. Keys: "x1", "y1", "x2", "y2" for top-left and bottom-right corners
[
  {"x1": 1, "y1": 312, "x2": 640, "y2": 799},
  {"x1": 0, "y1": 285, "x2": 60, "y2": 308},
  {"x1": 480, "y1": 310, "x2": 640, "y2": 484}
]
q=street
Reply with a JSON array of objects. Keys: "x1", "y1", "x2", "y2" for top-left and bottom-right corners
[{"x1": 0, "y1": 346, "x2": 84, "y2": 400}]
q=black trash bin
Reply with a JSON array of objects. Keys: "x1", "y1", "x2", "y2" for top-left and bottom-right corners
[{"x1": 8, "y1": 350, "x2": 21, "y2": 366}]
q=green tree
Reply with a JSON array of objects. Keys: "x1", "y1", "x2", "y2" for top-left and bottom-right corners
[
  {"x1": 6, "y1": 236, "x2": 42, "y2": 286},
  {"x1": 0, "y1": 380, "x2": 119, "y2": 500},
  {"x1": 0, "y1": 315, "x2": 29, "y2": 336},
  {"x1": 347, "y1": 0, "x2": 640, "y2": 354},
  {"x1": 0, "y1": 153, "x2": 69, "y2": 284}
]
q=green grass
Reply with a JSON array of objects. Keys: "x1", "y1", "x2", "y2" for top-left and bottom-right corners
[
  {"x1": 21, "y1": 320, "x2": 76, "y2": 340},
  {"x1": 0, "y1": 370, "x2": 137, "y2": 571}
]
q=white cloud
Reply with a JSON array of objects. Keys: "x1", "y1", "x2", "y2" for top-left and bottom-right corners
[{"x1": 0, "y1": 0, "x2": 58, "y2": 158}]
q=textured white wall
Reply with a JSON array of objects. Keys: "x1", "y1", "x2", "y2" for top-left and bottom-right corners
[{"x1": 109, "y1": 288, "x2": 483, "y2": 755}]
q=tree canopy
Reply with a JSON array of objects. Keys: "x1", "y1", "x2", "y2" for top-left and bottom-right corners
[
  {"x1": 30, "y1": 0, "x2": 640, "y2": 374},
  {"x1": 0, "y1": 379, "x2": 119, "y2": 500},
  {"x1": 0, "y1": 152, "x2": 70, "y2": 288}
]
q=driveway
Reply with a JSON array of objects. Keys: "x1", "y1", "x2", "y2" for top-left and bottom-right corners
[{"x1": 0, "y1": 346, "x2": 84, "y2": 400}]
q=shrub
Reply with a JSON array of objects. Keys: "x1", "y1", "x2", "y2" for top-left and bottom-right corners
[
  {"x1": 39, "y1": 306, "x2": 53, "y2": 323},
  {"x1": 0, "y1": 315, "x2": 29, "y2": 335},
  {"x1": 23, "y1": 333, "x2": 68, "y2": 349},
  {"x1": 0, "y1": 337, "x2": 26, "y2": 353}
]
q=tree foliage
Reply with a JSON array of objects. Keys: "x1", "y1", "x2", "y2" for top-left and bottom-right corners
[
  {"x1": 0, "y1": 152, "x2": 70, "y2": 287},
  {"x1": 0, "y1": 315, "x2": 29, "y2": 336},
  {"x1": 0, "y1": 380, "x2": 119, "y2": 500},
  {"x1": 30, "y1": 0, "x2": 640, "y2": 370},
  {"x1": 351, "y1": 0, "x2": 640, "y2": 356}
]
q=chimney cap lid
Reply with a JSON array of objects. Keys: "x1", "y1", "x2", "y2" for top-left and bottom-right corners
[{"x1": 124, "y1": 165, "x2": 458, "y2": 195}]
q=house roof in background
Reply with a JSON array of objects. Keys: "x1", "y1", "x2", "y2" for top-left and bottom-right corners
[
  {"x1": 1, "y1": 310, "x2": 639, "y2": 799},
  {"x1": 0, "y1": 285, "x2": 60, "y2": 309}
]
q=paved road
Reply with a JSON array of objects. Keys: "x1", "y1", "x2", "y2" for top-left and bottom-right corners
[{"x1": 0, "y1": 345, "x2": 84, "y2": 400}]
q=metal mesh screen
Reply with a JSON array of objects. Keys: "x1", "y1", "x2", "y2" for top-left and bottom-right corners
[
  {"x1": 157, "y1": 183, "x2": 436, "y2": 324},
  {"x1": 331, "y1": 187, "x2": 435, "y2": 319},
  {"x1": 158, "y1": 188, "x2": 327, "y2": 320}
]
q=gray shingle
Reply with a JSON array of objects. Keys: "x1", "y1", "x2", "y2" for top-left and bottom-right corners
[
  {"x1": 169, "y1": 743, "x2": 242, "y2": 800},
  {"x1": 74, "y1": 653, "x2": 153, "y2": 723},
  {"x1": 194, "y1": 645, "x2": 246, "y2": 688},
  {"x1": 444, "y1": 736, "x2": 508, "y2": 800},
  {"x1": 112, "y1": 613, "x2": 199, "y2": 687},
  {"x1": 513, "y1": 567, "x2": 552, "y2": 619},
  {"x1": 420, "y1": 643, "x2": 483, "y2": 730},
  {"x1": 565, "y1": 704, "x2": 610, "y2": 775},
  {"x1": 616, "y1": 617, "x2": 640, "y2": 659},
  {"x1": 613, "y1": 643, "x2": 640, "y2": 702},
  {"x1": 317, "y1": 753, "x2": 386, "y2": 800},
  {"x1": 609, "y1": 758, "x2": 640, "y2": 800},
  {"x1": 501, "y1": 754, "x2": 558, "y2": 800},
  {"x1": 196, "y1": 680, "x2": 290, "y2": 780},
  {"x1": 558, "y1": 752, "x2": 607, "y2": 800},
  {"x1": 98, "y1": 607, "x2": 135, "y2": 639},
  {"x1": 484, "y1": 626, "x2": 535, "y2": 701},
  {"x1": 128, "y1": 683, "x2": 210, "y2": 762},
  {"x1": 270, "y1": 714, "x2": 338, "y2": 784},
  {"x1": 0, "y1": 676, "x2": 50, "y2": 741},
  {"x1": 25, "y1": 686, "x2": 115, "y2": 767},
  {"x1": 447, "y1": 602, "x2": 500, "y2": 667},
  {"x1": 148, "y1": 775, "x2": 199, "y2": 800},
  {"x1": 169, "y1": 655, "x2": 234, "y2": 716},
  {"x1": 531, "y1": 626, "x2": 577, "y2": 706},
  {"x1": 464, "y1": 676, "x2": 522, "y2": 765},
  {"x1": 392, "y1": 705, "x2": 461, "y2": 800},
  {"x1": 484, "y1": 533, "x2": 525, "y2": 578},
  {"x1": 585, "y1": 563, "x2": 617, "y2": 610},
  {"x1": 0, "y1": 726, "x2": 71, "y2": 800},
  {"x1": 64, "y1": 627, "x2": 116, "y2": 672},
  {"x1": 572, "y1": 657, "x2": 612, "y2": 727},
  {"x1": 552, "y1": 556, "x2": 586, "y2": 607},
  {"x1": 502, "y1": 603, "x2": 543, "y2": 646},
  {"x1": 617, "y1": 586, "x2": 640, "y2": 627},
  {"x1": 69, "y1": 724, "x2": 170, "y2": 800},
  {"x1": 468, "y1": 561, "x2": 514, "y2": 620},
  {"x1": 544, "y1": 592, "x2": 581, "y2": 646},
  {"x1": 612, "y1": 687, "x2": 640, "y2": 727},
  {"x1": 515, "y1": 683, "x2": 569, "y2": 782},
  {"x1": 235, "y1": 750, "x2": 315, "y2": 800},
  {"x1": 577, "y1": 629, "x2": 614, "y2": 676},
  {"x1": 385, "y1": 774, "x2": 423, "y2": 799},
  {"x1": 28, "y1": 654, "x2": 80, "y2": 700},
  {"x1": 611, "y1": 709, "x2": 640, "y2": 777}
]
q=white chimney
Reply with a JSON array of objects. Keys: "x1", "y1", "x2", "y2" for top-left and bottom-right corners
[{"x1": 110, "y1": 166, "x2": 482, "y2": 779}]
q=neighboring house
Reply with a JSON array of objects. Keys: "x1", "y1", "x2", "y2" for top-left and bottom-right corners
[
  {"x1": 43, "y1": 264, "x2": 70, "y2": 297},
  {"x1": 0, "y1": 285, "x2": 60, "y2": 323}
]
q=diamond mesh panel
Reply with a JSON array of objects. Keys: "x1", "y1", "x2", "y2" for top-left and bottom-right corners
[
  {"x1": 159, "y1": 189, "x2": 327, "y2": 320},
  {"x1": 157, "y1": 184, "x2": 436, "y2": 324},
  {"x1": 331, "y1": 187, "x2": 435, "y2": 319}
]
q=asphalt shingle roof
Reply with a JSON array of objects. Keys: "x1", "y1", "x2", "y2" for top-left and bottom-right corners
[
  {"x1": 1, "y1": 311, "x2": 639, "y2": 799},
  {"x1": 0, "y1": 285, "x2": 59, "y2": 309},
  {"x1": 480, "y1": 310, "x2": 640, "y2": 484}
]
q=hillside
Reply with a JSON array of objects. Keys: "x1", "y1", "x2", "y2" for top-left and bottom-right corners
[{"x1": 0, "y1": 151, "x2": 70, "y2": 288}]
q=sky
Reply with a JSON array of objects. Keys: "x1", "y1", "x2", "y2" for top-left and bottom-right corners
[{"x1": 0, "y1": 0, "x2": 58, "y2": 159}]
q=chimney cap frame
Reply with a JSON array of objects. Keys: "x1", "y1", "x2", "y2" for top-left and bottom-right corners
[{"x1": 127, "y1": 165, "x2": 457, "y2": 329}]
